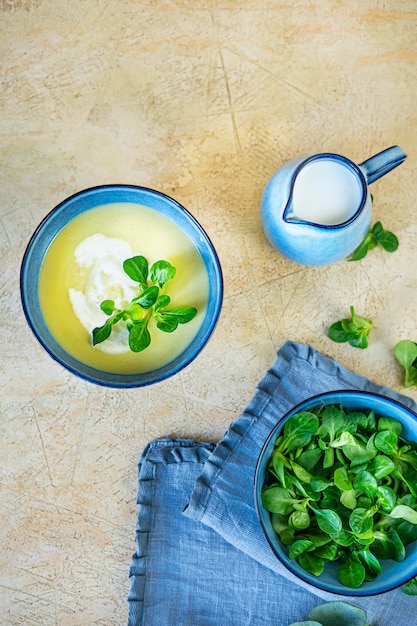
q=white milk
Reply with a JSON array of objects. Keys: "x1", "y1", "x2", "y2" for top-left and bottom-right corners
[{"x1": 291, "y1": 159, "x2": 363, "y2": 226}]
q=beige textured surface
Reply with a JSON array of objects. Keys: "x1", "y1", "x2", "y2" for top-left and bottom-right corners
[{"x1": 1, "y1": 1, "x2": 417, "y2": 624}]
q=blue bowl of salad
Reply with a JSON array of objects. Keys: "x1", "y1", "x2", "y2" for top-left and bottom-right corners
[{"x1": 254, "y1": 390, "x2": 417, "y2": 596}]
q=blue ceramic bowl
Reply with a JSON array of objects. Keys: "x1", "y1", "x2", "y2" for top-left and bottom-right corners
[
  {"x1": 254, "y1": 390, "x2": 417, "y2": 596},
  {"x1": 20, "y1": 185, "x2": 223, "y2": 387}
]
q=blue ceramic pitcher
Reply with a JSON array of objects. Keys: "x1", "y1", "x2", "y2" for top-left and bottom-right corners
[{"x1": 260, "y1": 146, "x2": 406, "y2": 266}]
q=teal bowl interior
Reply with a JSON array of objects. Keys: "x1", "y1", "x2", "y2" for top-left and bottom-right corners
[
  {"x1": 254, "y1": 390, "x2": 417, "y2": 596},
  {"x1": 20, "y1": 185, "x2": 223, "y2": 387}
]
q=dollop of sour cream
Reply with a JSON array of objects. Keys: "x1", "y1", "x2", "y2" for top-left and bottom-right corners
[{"x1": 69, "y1": 233, "x2": 138, "y2": 354}]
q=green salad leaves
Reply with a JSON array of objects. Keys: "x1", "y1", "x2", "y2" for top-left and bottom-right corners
[
  {"x1": 394, "y1": 340, "x2": 417, "y2": 389},
  {"x1": 289, "y1": 600, "x2": 370, "y2": 626},
  {"x1": 328, "y1": 306, "x2": 373, "y2": 349},
  {"x1": 92, "y1": 255, "x2": 197, "y2": 353},
  {"x1": 348, "y1": 221, "x2": 399, "y2": 262},
  {"x1": 262, "y1": 404, "x2": 417, "y2": 589}
]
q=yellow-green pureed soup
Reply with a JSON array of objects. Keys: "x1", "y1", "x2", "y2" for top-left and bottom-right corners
[{"x1": 38, "y1": 202, "x2": 209, "y2": 374}]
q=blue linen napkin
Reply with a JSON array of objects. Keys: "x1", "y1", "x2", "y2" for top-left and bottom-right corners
[
  {"x1": 127, "y1": 438, "x2": 322, "y2": 625},
  {"x1": 128, "y1": 341, "x2": 417, "y2": 625}
]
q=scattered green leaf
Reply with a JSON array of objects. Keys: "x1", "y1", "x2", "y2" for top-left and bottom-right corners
[
  {"x1": 328, "y1": 306, "x2": 373, "y2": 349},
  {"x1": 394, "y1": 340, "x2": 417, "y2": 388},
  {"x1": 309, "y1": 600, "x2": 370, "y2": 625},
  {"x1": 348, "y1": 220, "x2": 399, "y2": 261}
]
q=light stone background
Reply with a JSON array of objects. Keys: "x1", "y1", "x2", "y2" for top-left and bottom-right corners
[{"x1": 1, "y1": 1, "x2": 417, "y2": 624}]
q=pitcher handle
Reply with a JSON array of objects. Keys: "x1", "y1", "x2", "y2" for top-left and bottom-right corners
[{"x1": 359, "y1": 145, "x2": 407, "y2": 185}]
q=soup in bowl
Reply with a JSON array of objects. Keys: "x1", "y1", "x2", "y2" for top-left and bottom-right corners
[{"x1": 20, "y1": 185, "x2": 223, "y2": 387}]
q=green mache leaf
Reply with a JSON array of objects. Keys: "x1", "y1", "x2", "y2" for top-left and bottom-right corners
[
  {"x1": 161, "y1": 307, "x2": 197, "y2": 324},
  {"x1": 349, "y1": 219, "x2": 398, "y2": 261},
  {"x1": 328, "y1": 307, "x2": 372, "y2": 349},
  {"x1": 307, "y1": 534, "x2": 332, "y2": 548},
  {"x1": 296, "y1": 447, "x2": 323, "y2": 472},
  {"x1": 367, "y1": 455, "x2": 395, "y2": 479},
  {"x1": 128, "y1": 319, "x2": 151, "y2": 352},
  {"x1": 374, "y1": 430, "x2": 398, "y2": 455},
  {"x1": 376, "y1": 485, "x2": 397, "y2": 512},
  {"x1": 374, "y1": 530, "x2": 405, "y2": 562},
  {"x1": 291, "y1": 460, "x2": 313, "y2": 484},
  {"x1": 313, "y1": 542, "x2": 338, "y2": 561},
  {"x1": 394, "y1": 340, "x2": 417, "y2": 388},
  {"x1": 333, "y1": 466, "x2": 353, "y2": 491},
  {"x1": 327, "y1": 321, "x2": 353, "y2": 343},
  {"x1": 289, "y1": 539, "x2": 315, "y2": 559},
  {"x1": 127, "y1": 303, "x2": 145, "y2": 322},
  {"x1": 349, "y1": 454, "x2": 372, "y2": 472},
  {"x1": 371, "y1": 220, "x2": 384, "y2": 239},
  {"x1": 399, "y1": 494, "x2": 417, "y2": 508},
  {"x1": 378, "y1": 231, "x2": 399, "y2": 252},
  {"x1": 401, "y1": 466, "x2": 417, "y2": 497},
  {"x1": 353, "y1": 470, "x2": 378, "y2": 498},
  {"x1": 92, "y1": 318, "x2": 114, "y2": 345},
  {"x1": 262, "y1": 485, "x2": 299, "y2": 515},
  {"x1": 331, "y1": 431, "x2": 357, "y2": 448},
  {"x1": 349, "y1": 508, "x2": 373, "y2": 535},
  {"x1": 298, "y1": 551, "x2": 325, "y2": 576},
  {"x1": 341, "y1": 318, "x2": 359, "y2": 334},
  {"x1": 289, "y1": 510, "x2": 311, "y2": 530},
  {"x1": 320, "y1": 406, "x2": 345, "y2": 440},
  {"x1": 154, "y1": 294, "x2": 171, "y2": 311},
  {"x1": 330, "y1": 529, "x2": 355, "y2": 547},
  {"x1": 271, "y1": 449, "x2": 289, "y2": 487},
  {"x1": 397, "y1": 520, "x2": 417, "y2": 544},
  {"x1": 357, "y1": 547, "x2": 382, "y2": 579},
  {"x1": 390, "y1": 504, "x2": 417, "y2": 525},
  {"x1": 348, "y1": 333, "x2": 369, "y2": 349},
  {"x1": 280, "y1": 528, "x2": 295, "y2": 545},
  {"x1": 345, "y1": 410, "x2": 368, "y2": 431},
  {"x1": 156, "y1": 315, "x2": 179, "y2": 333},
  {"x1": 271, "y1": 512, "x2": 289, "y2": 535},
  {"x1": 92, "y1": 254, "x2": 197, "y2": 354},
  {"x1": 372, "y1": 530, "x2": 392, "y2": 560},
  {"x1": 150, "y1": 260, "x2": 176, "y2": 288},
  {"x1": 309, "y1": 600, "x2": 369, "y2": 626},
  {"x1": 350, "y1": 306, "x2": 372, "y2": 331},
  {"x1": 367, "y1": 409, "x2": 377, "y2": 431},
  {"x1": 133, "y1": 285, "x2": 159, "y2": 309},
  {"x1": 323, "y1": 447, "x2": 335, "y2": 469},
  {"x1": 340, "y1": 488, "x2": 357, "y2": 510},
  {"x1": 123, "y1": 255, "x2": 148, "y2": 284},
  {"x1": 400, "y1": 449, "x2": 417, "y2": 471},
  {"x1": 378, "y1": 416, "x2": 402, "y2": 436},
  {"x1": 389, "y1": 529, "x2": 406, "y2": 561},
  {"x1": 348, "y1": 238, "x2": 370, "y2": 262},
  {"x1": 372, "y1": 221, "x2": 399, "y2": 252},
  {"x1": 337, "y1": 558, "x2": 366, "y2": 588},
  {"x1": 366, "y1": 432, "x2": 379, "y2": 454},
  {"x1": 313, "y1": 508, "x2": 342, "y2": 534},
  {"x1": 280, "y1": 412, "x2": 320, "y2": 453},
  {"x1": 100, "y1": 299, "x2": 115, "y2": 315},
  {"x1": 402, "y1": 576, "x2": 417, "y2": 596},
  {"x1": 310, "y1": 476, "x2": 332, "y2": 492}
]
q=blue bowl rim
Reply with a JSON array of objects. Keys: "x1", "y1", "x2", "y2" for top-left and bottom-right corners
[
  {"x1": 20, "y1": 184, "x2": 223, "y2": 388},
  {"x1": 254, "y1": 389, "x2": 417, "y2": 596}
]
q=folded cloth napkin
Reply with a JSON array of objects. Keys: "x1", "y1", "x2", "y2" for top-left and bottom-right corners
[{"x1": 128, "y1": 341, "x2": 417, "y2": 625}]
